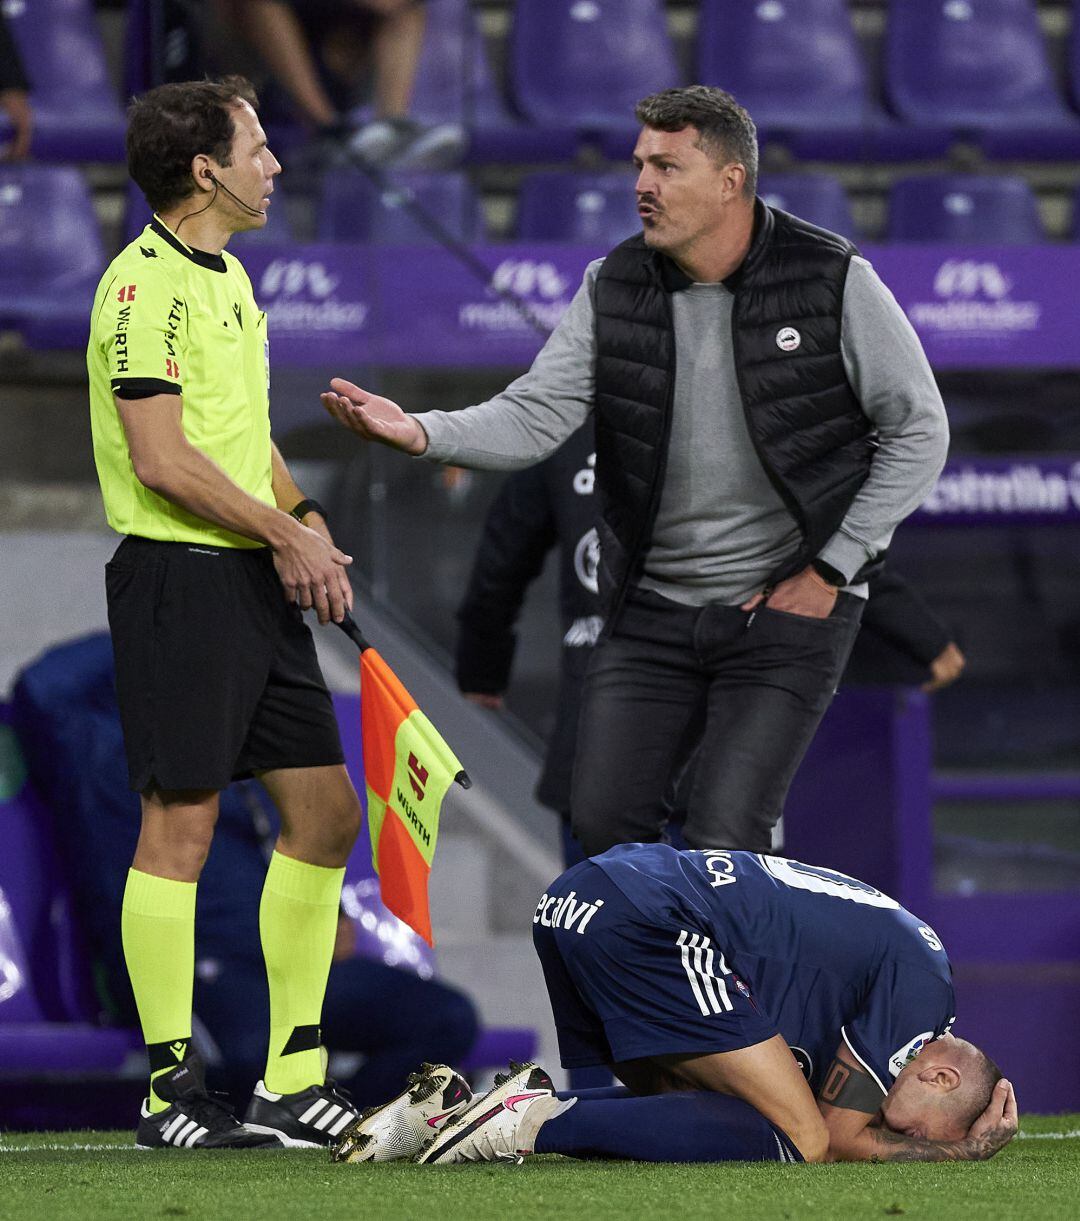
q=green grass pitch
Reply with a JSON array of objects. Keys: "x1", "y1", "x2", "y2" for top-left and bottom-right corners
[{"x1": 3, "y1": 1117, "x2": 1078, "y2": 1221}]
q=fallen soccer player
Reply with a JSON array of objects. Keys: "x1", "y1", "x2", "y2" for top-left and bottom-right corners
[{"x1": 332, "y1": 846, "x2": 1019, "y2": 1165}]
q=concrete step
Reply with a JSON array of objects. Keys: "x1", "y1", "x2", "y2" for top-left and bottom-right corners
[
  {"x1": 435, "y1": 933, "x2": 563, "y2": 1089},
  {"x1": 428, "y1": 832, "x2": 493, "y2": 941}
]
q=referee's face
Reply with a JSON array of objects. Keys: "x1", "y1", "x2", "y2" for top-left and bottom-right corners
[{"x1": 218, "y1": 101, "x2": 281, "y2": 232}]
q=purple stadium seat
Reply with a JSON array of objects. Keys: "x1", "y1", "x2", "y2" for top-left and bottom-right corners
[
  {"x1": 699, "y1": 0, "x2": 867, "y2": 129},
  {"x1": 516, "y1": 171, "x2": 640, "y2": 246},
  {"x1": 0, "y1": 166, "x2": 105, "y2": 349},
  {"x1": 4, "y1": 0, "x2": 125, "y2": 161},
  {"x1": 888, "y1": 175, "x2": 1045, "y2": 243},
  {"x1": 759, "y1": 174, "x2": 858, "y2": 241},
  {"x1": 318, "y1": 170, "x2": 485, "y2": 244},
  {"x1": 123, "y1": 179, "x2": 295, "y2": 249},
  {"x1": 885, "y1": 0, "x2": 1080, "y2": 158},
  {"x1": 698, "y1": 0, "x2": 951, "y2": 162},
  {"x1": 0, "y1": 707, "x2": 137, "y2": 1075},
  {"x1": 509, "y1": 0, "x2": 678, "y2": 152},
  {"x1": 407, "y1": 0, "x2": 577, "y2": 163}
]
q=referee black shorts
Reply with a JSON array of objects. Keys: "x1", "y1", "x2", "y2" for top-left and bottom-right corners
[{"x1": 106, "y1": 536, "x2": 345, "y2": 793}]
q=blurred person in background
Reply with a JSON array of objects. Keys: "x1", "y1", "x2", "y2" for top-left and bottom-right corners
[
  {"x1": 322, "y1": 85, "x2": 950, "y2": 862},
  {"x1": 215, "y1": 0, "x2": 464, "y2": 166},
  {"x1": 0, "y1": 7, "x2": 33, "y2": 160}
]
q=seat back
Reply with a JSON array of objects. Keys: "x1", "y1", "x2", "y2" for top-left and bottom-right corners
[
  {"x1": 0, "y1": 166, "x2": 105, "y2": 289},
  {"x1": 517, "y1": 171, "x2": 640, "y2": 245},
  {"x1": 888, "y1": 175, "x2": 1044, "y2": 242},
  {"x1": 759, "y1": 174, "x2": 858, "y2": 240},
  {"x1": 885, "y1": 0, "x2": 1067, "y2": 127},
  {"x1": 318, "y1": 171, "x2": 485, "y2": 244},
  {"x1": 509, "y1": 0, "x2": 677, "y2": 127},
  {"x1": 699, "y1": 0, "x2": 868, "y2": 127},
  {"x1": 408, "y1": 0, "x2": 511, "y2": 127},
  {"x1": 6, "y1": 0, "x2": 118, "y2": 115}
]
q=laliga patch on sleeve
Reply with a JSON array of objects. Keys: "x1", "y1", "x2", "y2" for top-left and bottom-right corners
[{"x1": 889, "y1": 1031, "x2": 935, "y2": 1078}]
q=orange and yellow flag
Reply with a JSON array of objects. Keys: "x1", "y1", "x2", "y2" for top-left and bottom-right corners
[{"x1": 359, "y1": 647, "x2": 467, "y2": 946}]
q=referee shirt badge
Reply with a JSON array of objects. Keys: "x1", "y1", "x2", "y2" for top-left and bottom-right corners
[{"x1": 776, "y1": 326, "x2": 801, "y2": 352}]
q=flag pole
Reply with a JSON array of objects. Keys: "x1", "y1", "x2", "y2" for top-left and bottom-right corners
[
  {"x1": 336, "y1": 610, "x2": 371, "y2": 653},
  {"x1": 335, "y1": 612, "x2": 471, "y2": 790}
]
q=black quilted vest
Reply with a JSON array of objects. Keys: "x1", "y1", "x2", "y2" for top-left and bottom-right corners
[{"x1": 593, "y1": 201, "x2": 878, "y2": 629}]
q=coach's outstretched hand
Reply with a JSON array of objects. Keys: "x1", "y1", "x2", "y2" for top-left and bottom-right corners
[
  {"x1": 321, "y1": 378, "x2": 428, "y2": 455},
  {"x1": 963, "y1": 1077, "x2": 1019, "y2": 1160},
  {"x1": 273, "y1": 521, "x2": 353, "y2": 626}
]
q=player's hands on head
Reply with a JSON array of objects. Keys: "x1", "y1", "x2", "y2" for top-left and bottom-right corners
[
  {"x1": 273, "y1": 520, "x2": 354, "y2": 626},
  {"x1": 320, "y1": 378, "x2": 428, "y2": 455},
  {"x1": 961, "y1": 1077, "x2": 1018, "y2": 1160}
]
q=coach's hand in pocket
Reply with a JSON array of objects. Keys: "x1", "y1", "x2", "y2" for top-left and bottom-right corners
[{"x1": 741, "y1": 565, "x2": 838, "y2": 620}]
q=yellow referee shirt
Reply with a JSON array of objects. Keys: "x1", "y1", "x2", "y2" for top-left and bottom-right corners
[{"x1": 87, "y1": 216, "x2": 274, "y2": 548}]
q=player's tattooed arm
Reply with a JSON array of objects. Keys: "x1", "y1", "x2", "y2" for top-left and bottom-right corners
[
  {"x1": 862, "y1": 1120, "x2": 1013, "y2": 1163},
  {"x1": 820, "y1": 1042, "x2": 1019, "y2": 1163}
]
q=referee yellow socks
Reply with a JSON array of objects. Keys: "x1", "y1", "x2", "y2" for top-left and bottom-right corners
[
  {"x1": 121, "y1": 868, "x2": 196, "y2": 1113},
  {"x1": 259, "y1": 851, "x2": 345, "y2": 1096}
]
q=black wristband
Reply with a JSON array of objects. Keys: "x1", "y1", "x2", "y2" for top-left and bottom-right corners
[
  {"x1": 290, "y1": 498, "x2": 328, "y2": 524},
  {"x1": 811, "y1": 559, "x2": 846, "y2": 588}
]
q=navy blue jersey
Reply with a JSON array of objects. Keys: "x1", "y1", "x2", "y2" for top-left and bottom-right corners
[{"x1": 588, "y1": 844, "x2": 955, "y2": 1095}]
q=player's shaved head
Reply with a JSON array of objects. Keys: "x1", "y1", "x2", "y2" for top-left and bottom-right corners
[
  {"x1": 939, "y1": 1038, "x2": 1003, "y2": 1132},
  {"x1": 880, "y1": 1034, "x2": 1003, "y2": 1142}
]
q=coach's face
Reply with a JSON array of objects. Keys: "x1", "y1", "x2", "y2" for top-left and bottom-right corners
[
  {"x1": 878, "y1": 1040, "x2": 967, "y2": 1143},
  {"x1": 633, "y1": 125, "x2": 746, "y2": 265}
]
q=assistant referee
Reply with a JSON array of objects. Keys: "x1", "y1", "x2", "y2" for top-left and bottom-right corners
[{"x1": 87, "y1": 77, "x2": 365, "y2": 1150}]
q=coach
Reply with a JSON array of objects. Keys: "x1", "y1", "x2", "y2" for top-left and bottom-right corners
[
  {"x1": 322, "y1": 86, "x2": 949, "y2": 857},
  {"x1": 88, "y1": 78, "x2": 366, "y2": 1149}
]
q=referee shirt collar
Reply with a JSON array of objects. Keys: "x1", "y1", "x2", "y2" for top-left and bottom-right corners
[{"x1": 150, "y1": 215, "x2": 228, "y2": 273}]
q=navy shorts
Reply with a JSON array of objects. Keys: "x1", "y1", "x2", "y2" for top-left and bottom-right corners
[{"x1": 532, "y1": 860, "x2": 777, "y2": 1069}]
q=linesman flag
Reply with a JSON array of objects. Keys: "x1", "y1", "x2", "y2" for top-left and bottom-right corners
[{"x1": 338, "y1": 612, "x2": 470, "y2": 946}]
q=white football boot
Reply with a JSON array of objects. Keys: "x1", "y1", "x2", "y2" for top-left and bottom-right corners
[
  {"x1": 331, "y1": 1063, "x2": 473, "y2": 1163},
  {"x1": 417, "y1": 1062, "x2": 563, "y2": 1165}
]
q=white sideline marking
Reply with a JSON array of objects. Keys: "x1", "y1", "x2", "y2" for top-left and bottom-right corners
[
  {"x1": 0, "y1": 1143, "x2": 134, "y2": 1153},
  {"x1": 1015, "y1": 1129, "x2": 1080, "y2": 1141}
]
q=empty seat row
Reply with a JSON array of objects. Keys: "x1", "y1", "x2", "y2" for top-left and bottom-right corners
[
  {"x1": 6, "y1": 0, "x2": 1080, "y2": 164},
  {"x1": 314, "y1": 170, "x2": 1053, "y2": 248},
  {"x1": 420, "y1": 0, "x2": 1080, "y2": 162},
  {"x1": 124, "y1": 167, "x2": 1054, "y2": 248}
]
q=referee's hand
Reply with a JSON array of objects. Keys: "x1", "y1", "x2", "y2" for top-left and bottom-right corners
[{"x1": 273, "y1": 521, "x2": 353, "y2": 625}]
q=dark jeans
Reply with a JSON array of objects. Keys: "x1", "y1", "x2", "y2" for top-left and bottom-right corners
[{"x1": 570, "y1": 587, "x2": 863, "y2": 855}]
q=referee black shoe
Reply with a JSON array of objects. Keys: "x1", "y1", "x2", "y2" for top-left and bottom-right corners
[
  {"x1": 244, "y1": 1078, "x2": 361, "y2": 1148},
  {"x1": 136, "y1": 1052, "x2": 279, "y2": 1150}
]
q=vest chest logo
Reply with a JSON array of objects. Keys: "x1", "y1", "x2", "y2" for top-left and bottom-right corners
[{"x1": 776, "y1": 326, "x2": 801, "y2": 352}]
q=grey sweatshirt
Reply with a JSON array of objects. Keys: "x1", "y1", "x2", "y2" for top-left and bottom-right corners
[{"x1": 416, "y1": 255, "x2": 949, "y2": 605}]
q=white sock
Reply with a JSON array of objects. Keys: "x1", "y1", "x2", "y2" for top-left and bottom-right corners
[{"x1": 517, "y1": 1095, "x2": 576, "y2": 1153}]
